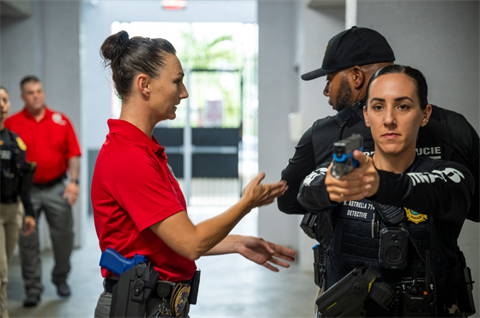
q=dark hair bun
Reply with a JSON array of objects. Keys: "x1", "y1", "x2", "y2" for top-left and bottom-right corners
[
  {"x1": 100, "y1": 31, "x2": 176, "y2": 102},
  {"x1": 100, "y1": 30, "x2": 130, "y2": 64}
]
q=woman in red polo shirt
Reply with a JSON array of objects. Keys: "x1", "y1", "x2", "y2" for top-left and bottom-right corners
[{"x1": 92, "y1": 31, "x2": 294, "y2": 317}]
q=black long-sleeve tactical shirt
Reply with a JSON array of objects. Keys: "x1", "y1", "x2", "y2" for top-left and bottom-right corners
[{"x1": 297, "y1": 156, "x2": 474, "y2": 248}]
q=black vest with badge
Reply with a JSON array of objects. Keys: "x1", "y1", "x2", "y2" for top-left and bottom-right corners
[
  {"x1": 325, "y1": 198, "x2": 457, "y2": 316},
  {"x1": 305, "y1": 101, "x2": 474, "y2": 315},
  {"x1": 1, "y1": 128, "x2": 29, "y2": 203}
]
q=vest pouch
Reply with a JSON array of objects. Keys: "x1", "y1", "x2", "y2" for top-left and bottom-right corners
[
  {"x1": 456, "y1": 250, "x2": 476, "y2": 316},
  {"x1": 395, "y1": 277, "x2": 432, "y2": 317},
  {"x1": 0, "y1": 170, "x2": 16, "y2": 200},
  {"x1": 1, "y1": 147, "x2": 17, "y2": 199},
  {"x1": 188, "y1": 269, "x2": 200, "y2": 305},
  {"x1": 109, "y1": 262, "x2": 159, "y2": 318}
]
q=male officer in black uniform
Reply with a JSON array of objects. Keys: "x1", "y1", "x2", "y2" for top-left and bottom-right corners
[
  {"x1": 278, "y1": 26, "x2": 479, "y2": 222},
  {"x1": 0, "y1": 86, "x2": 36, "y2": 317}
]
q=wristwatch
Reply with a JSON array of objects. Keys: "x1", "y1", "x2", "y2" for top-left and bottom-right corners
[{"x1": 70, "y1": 179, "x2": 79, "y2": 185}]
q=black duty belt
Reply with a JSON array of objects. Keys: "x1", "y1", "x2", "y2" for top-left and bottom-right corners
[
  {"x1": 1, "y1": 196, "x2": 19, "y2": 204},
  {"x1": 33, "y1": 174, "x2": 66, "y2": 189},
  {"x1": 105, "y1": 277, "x2": 192, "y2": 295},
  {"x1": 107, "y1": 265, "x2": 199, "y2": 317}
]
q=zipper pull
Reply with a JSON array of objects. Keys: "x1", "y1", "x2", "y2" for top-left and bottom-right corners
[
  {"x1": 377, "y1": 219, "x2": 380, "y2": 237},
  {"x1": 371, "y1": 213, "x2": 375, "y2": 238}
]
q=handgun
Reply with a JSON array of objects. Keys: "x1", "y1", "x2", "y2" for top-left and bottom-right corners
[
  {"x1": 99, "y1": 247, "x2": 147, "y2": 276},
  {"x1": 331, "y1": 134, "x2": 363, "y2": 179}
]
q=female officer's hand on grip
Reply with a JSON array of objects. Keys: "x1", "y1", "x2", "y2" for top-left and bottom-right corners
[{"x1": 326, "y1": 150, "x2": 379, "y2": 203}]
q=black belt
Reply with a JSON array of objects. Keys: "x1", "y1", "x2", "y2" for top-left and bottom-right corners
[
  {"x1": 105, "y1": 277, "x2": 119, "y2": 293},
  {"x1": 33, "y1": 174, "x2": 65, "y2": 189},
  {"x1": 105, "y1": 277, "x2": 192, "y2": 295},
  {"x1": 1, "y1": 196, "x2": 19, "y2": 204}
]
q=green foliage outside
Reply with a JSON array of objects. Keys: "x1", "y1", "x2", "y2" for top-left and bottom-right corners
[
  {"x1": 171, "y1": 26, "x2": 243, "y2": 129},
  {"x1": 112, "y1": 23, "x2": 257, "y2": 136}
]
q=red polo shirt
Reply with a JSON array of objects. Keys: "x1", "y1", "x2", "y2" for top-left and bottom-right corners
[
  {"x1": 4, "y1": 106, "x2": 81, "y2": 183},
  {"x1": 91, "y1": 119, "x2": 196, "y2": 282}
]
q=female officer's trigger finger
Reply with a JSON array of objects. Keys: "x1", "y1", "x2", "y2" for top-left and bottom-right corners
[{"x1": 353, "y1": 150, "x2": 368, "y2": 165}]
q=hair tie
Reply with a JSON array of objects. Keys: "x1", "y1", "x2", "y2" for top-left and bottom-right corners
[{"x1": 116, "y1": 32, "x2": 130, "y2": 59}]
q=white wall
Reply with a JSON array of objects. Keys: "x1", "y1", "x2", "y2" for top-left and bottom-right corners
[
  {"x1": 1, "y1": 1, "x2": 83, "y2": 249},
  {"x1": 0, "y1": 2, "x2": 43, "y2": 109},
  {"x1": 298, "y1": 5, "x2": 344, "y2": 126},
  {"x1": 0, "y1": 0, "x2": 32, "y2": 18},
  {"x1": 257, "y1": 0, "x2": 300, "y2": 250},
  {"x1": 357, "y1": 1, "x2": 479, "y2": 132},
  {"x1": 296, "y1": 4, "x2": 345, "y2": 272}
]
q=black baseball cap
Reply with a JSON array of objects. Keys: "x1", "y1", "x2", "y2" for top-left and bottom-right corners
[{"x1": 301, "y1": 26, "x2": 395, "y2": 81}]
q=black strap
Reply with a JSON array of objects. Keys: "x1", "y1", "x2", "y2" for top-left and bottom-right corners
[
  {"x1": 7, "y1": 129, "x2": 18, "y2": 143},
  {"x1": 105, "y1": 277, "x2": 118, "y2": 293},
  {"x1": 0, "y1": 197, "x2": 19, "y2": 204},
  {"x1": 33, "y1": 174, "x2": 66, "y2": 188},
  {"x1": 334, "y1": 97, "x2": 366, "y2": 140}
]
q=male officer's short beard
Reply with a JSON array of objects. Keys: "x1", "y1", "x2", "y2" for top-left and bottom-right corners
[{"x1": 335, "y1": 76, "x2": 354, "y2": 112}]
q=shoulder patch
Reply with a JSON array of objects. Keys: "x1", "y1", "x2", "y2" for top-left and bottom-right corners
[
  {"x1": 303, "y1": 167, "x2": 328, "y2": 187},
  {"x1": 405, "y1": 207, "x2": 428, "y2": 224},
  {"x1": 16, "y1": 137, "x2": 27, "y2": 151},
  {"x1": 52, "y1": 113, "x2": 67, "y2": 125}
]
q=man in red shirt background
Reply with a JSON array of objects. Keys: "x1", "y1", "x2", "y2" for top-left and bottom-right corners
[{"x1": 4, "y1": 76, "x2": 81, "y2": 307}]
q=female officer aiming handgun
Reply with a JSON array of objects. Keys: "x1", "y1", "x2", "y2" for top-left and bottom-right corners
[{"x1": 298, "y1": 65, "x2": 474, "y2": 317}]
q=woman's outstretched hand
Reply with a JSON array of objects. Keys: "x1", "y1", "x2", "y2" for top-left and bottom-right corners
[
  {"x1": 242, "y1": 172, "x2": 288, "y2": 210},
  {"x1": 325, "y1": 150, "x2": 380, "y2": 203},
  {"x1": 237, "y1": 235, "x2": 296, "y2": 272}
]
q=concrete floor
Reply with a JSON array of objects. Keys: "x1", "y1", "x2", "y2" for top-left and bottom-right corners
[
  {"x1": 6, "y1": 207, "x2": 479, "y2": 318},
  {"x1": 6, "y1": 207, "x2": 318, "y2": 318}
]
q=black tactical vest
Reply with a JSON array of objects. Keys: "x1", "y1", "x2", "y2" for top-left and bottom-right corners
[
  {"x1": 1, "y1": 129, "x2": 25, "y2": 203},
  {"x1": 310, "y1": 102, "x2": 465, "y2": 246},
  {"x1": 325, "y1": 198, "x2": 457, "y2": 315}
]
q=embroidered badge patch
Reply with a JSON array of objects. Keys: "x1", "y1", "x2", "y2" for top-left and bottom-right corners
[
  {"x1": 16, "y1": 137, "x2": 27, "y2": 151},
  {"x1": 1, "y1": 149, "x2": 11, "y2": 160},
  {"x1": 52, "y1": 113, "x2": 67, "y2": 125},
  {"x1": 340, "y1": 199, "x2": 376, "y2": 222},
  {"x1": 405, "y1": 207, "x2": 428, "y2": 224}
]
